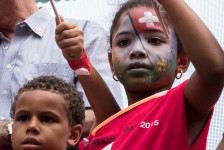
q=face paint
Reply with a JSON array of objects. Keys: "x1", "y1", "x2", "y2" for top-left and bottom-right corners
[
  {"x1": 156, "y1": 48, "x2": 176, "y2": 74},
  {"x1": 129, "y1": 7, "x2": 162, "y2": 34},
  {"x1": 112, "y1": 7, "x2": 177, "y2": 92},
  {"x1": 112, "y1": 50, "x2": 124, "y2": 80},
  {"x1": 128, "y1": 7, "x2": 168, "y2": 65}
]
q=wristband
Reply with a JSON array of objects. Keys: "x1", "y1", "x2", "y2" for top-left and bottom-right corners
[{"x1": 68, "y1": 50, "x2": 92, "y2": 75}]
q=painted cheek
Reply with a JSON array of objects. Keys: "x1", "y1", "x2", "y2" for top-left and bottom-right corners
[
  {"x1": 156, "y1": 48, "x2": 176, "y2": 74},
  {"x1": 112, "y1": 51, "x2": 124, "y2": 79},
  {"x1": 153, "y1": 33, "x2": 178, "y2": 75},
  {"x1": 165, "y1": 37, "x2": 178, "y2": 73}
]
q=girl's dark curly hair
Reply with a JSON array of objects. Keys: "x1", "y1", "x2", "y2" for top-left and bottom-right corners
[
  {"x1": 10, "y1": 76, "x2": 85, "y2": 126},
  {"x1": 109, "y1": 0, "x2": 185, "y2": 54}
]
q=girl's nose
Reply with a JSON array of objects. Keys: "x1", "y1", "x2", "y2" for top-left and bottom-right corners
[
  {"x1": 129, "y1": 39, "x2": 148, "y2": 59},
  {"x1": 129, "y1": 48, "x2": 148, "y2": 59}
]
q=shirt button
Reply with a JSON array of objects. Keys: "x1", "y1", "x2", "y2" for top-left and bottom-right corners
[
  {"x1": 6, "y1": 64, "x2": 12, "y2": 69},
  {"x1": 34, "y1": 27, "x2": 43, "y2": 36},
  {"x1": 20, "y1": 24, "x2": 26, "y2": 27},
  {"x1": 2, "y1": 90, "x2": 8, "y2": 95}
]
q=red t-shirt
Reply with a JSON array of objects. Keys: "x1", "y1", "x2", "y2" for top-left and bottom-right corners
[{"x1": 79, "y1": 80, "x2": 213, "y2": 150}]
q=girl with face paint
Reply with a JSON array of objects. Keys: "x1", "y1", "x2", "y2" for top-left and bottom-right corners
[
  {"x1": 110, "y1": 6, "x2": 178, "y2": 104},
  {"x1": 79, "y1": 0, "x2": 224, "y2": 149}
]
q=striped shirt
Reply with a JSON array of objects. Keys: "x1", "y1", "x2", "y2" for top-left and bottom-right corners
[{"x1": 0, "y1": 7, "x2": 125, "y2": 119}]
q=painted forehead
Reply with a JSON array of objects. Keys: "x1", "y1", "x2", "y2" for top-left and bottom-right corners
[{"x1": 128, "y1": 7, "x2": 163, "y2": 33}]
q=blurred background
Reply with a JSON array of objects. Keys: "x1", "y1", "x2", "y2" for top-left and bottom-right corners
[{"x1": 37, "y1": 0, "x2": 224, "y2": 149}]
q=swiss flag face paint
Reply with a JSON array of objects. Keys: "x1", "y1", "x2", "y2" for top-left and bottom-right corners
[
  {"x1": 111, "y1": 7, "x2": 177, "y2": 92},
  {"x1": 129, "y1": 7, "x2": 164, "y2": 34}
]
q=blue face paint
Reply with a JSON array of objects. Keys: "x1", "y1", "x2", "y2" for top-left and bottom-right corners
[{"x1": 112, "y1": 7, "x2": 178, "y2": 92}]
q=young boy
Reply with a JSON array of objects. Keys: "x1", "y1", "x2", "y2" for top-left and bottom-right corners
[{"x1": 10, "y1": 76, "x2": 85, "y2": 150}]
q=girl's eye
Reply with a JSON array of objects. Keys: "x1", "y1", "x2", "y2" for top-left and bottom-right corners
[
  {"x1": 42, "y1": 116, "x2": 54, "y2": 123},
  {"x1": 118, "y1": 39, "x2": 131, "y2": 47},
  {"x1": 148, "y1": 37, "x2": 163, "y2": 45}
]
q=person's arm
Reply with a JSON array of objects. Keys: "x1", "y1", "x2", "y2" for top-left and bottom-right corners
[
  {"x1": 160, "y1": 0, "x2": 224, "y2": 144},
  {"x1": 55, "y1": 18, "x2": 121, "y2": 128},
  {"x1": 77, "y1": 66, "x2": 121, "y2": 128},
  {"x1": 160, "y1": 0, "x2": 224, "y2": 112},
  {"x1": 78, "y1": 20, "x2": 125, "y2": 109}
]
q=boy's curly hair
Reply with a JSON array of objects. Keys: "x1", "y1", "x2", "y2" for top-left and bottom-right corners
[{"x1": 10, "y1": 76, "x2": 85, "y2": 126}]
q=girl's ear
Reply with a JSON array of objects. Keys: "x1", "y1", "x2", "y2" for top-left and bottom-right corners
[
  {"x1": 175, "y1": 53, "x2": 190, "y2": 74},
  {"x1": 108, "y1": 52, "x2": 114, "y2": 73},
  {"x1": 67, "y1": 124, "x2": 82, "y2": 147}
]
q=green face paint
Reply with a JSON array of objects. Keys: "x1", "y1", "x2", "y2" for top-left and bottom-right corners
[{"x1": 111, "y1": 7, "x2": 178, "y2": 92}]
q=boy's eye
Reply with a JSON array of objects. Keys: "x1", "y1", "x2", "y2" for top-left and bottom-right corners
[
  {"x1": 148, "y1": 37, "x2": 163, "y2": 45},
  {"x1": 41, "y1": 116, "x2": 54, "y2": 123},
  {"x1": 118, "y1": 38, "x2": 131, "y2": 47},
  {"x1": 16, "y1": 115, "x2": 29, "y2": 122}
]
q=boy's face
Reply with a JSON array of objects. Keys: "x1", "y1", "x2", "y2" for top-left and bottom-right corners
[
  {"x1": 111, "y1": 6, "x2": 178, "y2": 92},
  {"x1": 12, "y1": 90, "x2": 71, "y2": 150}
]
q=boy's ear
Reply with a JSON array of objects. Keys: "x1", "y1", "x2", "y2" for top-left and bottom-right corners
[
  {"x1": 108, "y1": 53, "x2": 114, "y2": 73},
  {"x1": 67, "y1": 124, "x2": 82, "y2": 147},
  {"x1": 175, "y1": 53, "x2": 190, "y2": 74}
]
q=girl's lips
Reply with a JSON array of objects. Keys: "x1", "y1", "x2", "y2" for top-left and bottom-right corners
[{"x1": 128, "y1": 62, "x2": 153, "y2": 70}]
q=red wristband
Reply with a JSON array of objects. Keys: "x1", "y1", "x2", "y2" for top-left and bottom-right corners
[{"x1": 68, "y1": 50, "x2": 92, "y2": 75}]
